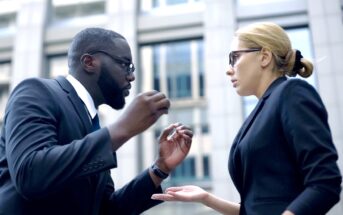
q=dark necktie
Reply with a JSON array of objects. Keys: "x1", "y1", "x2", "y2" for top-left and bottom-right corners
[{"x1": 91, "y1": 114, "x2": 100, "y2": 131}]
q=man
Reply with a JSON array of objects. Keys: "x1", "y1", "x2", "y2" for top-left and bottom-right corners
[{"x1": 0, "y1": 27, "x2": 193, "y2": 214}]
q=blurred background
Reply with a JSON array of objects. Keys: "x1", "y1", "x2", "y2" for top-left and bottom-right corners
[{"x1": 0, "y1": 0, "x2": 342, "y2": 214}]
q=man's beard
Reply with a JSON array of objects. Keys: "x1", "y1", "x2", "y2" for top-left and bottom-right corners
[{"x1": 97, "y1": 67, "x2": 126, "y2": 110}]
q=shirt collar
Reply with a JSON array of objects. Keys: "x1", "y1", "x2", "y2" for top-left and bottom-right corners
[{"x1": 66, "y1": 74, "x2": 97, "y2": 119}]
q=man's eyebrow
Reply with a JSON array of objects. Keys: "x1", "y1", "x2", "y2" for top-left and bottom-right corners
[{"x1": 120, "y1": 57, "x2": 132, "y2": 63}]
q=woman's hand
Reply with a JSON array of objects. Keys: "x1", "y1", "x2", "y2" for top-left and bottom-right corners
[
  {"x1": 282, "y1": 211, "x2": 295, "y2": 215},
  {"x1": 152, "y1": 185, "x2": 208, "y2": 203},
  {"x1": 152, "y1": 185, "x2": 241, "y2": 215}
]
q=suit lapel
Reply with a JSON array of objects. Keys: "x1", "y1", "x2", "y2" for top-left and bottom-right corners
[
  {"x1": 56, "y1": 76, "x2": 110, "y2": 213},
  {"x1": 236, "y1": 76, "x2": 287, "y2": 143},
  {"x1": 236, "y1": 98, "x2": 265, "y2": 144},
  {"x1": 55, "y1": 76, "x2": 92, "y2": 133}
]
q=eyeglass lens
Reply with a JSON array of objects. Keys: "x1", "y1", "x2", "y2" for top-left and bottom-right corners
[{"x1": 229, "y1": 48, "x2": 261, "y2": 67}]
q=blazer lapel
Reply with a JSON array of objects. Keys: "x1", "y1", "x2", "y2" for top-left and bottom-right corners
[
  {"x1": 236, "y1": 98, "x2": 265, "y2": 144},
  {"x1": 55, "y1": 76, "x2": 91, "y2": 133},
  {"x1": 236, "y1": 76, "x2": 287, "y2": 143}
]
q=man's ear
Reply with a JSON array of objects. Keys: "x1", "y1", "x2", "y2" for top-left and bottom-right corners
[
  {"x1": 80, "y1": 54, "x2": 98, "y2": 73},
  {"x1": 260, "y1": 48, "x2": 273, "y2": 68}
]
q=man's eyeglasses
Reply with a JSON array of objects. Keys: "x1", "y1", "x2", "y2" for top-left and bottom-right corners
[
  {"x1": 88, "y1": 50, "x2": 135, "y2": 75},
  {"x1": 229, "y1": 48, "x2": 261, "y2": 67}
]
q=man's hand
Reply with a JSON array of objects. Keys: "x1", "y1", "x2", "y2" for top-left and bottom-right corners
[
  {"x1": 108, "y1": 91, "x2": 170, "y2": 150},
  {"x1": 154, "y1": 123, "x2": 193, "y2": 174}
]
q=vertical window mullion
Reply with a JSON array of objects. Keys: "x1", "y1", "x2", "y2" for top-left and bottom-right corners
[
  {"x1": 191, "y1": 40, "x2": 199, "y2": 99},
  {"x1": 160, "y1": 45, "x2": 168, "y2": 97}
]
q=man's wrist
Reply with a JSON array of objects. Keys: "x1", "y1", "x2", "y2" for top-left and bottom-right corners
[{"x1": 150, "y1": 163, "x2": 169, "y2": 179}]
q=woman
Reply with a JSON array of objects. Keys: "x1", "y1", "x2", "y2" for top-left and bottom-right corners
[{"x1": 151, "y1": 22, "x2": 342, "y2": 215}]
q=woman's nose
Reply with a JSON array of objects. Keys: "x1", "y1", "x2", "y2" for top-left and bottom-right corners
[{"x1": 226, "y1": 67, "x2": 234, "y2": 76}]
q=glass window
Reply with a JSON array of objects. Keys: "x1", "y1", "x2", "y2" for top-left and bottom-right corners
[
  {"x1": 242, "y1": 27, "x2": 315, "y2": 118},
  {"x1": 198, "y1": 40, "x2": 205, "y2": 97},
  {"x1": 168, "y1": 108, "x2": 193, "y2": 124},
  {"x1": 152, "y1": 0, "x2": 160, "y2": 8},
  {"x1": 142, "y1": 39, "x2": 203, "y2": 100},
  {"x1": 0, "y1": 13, "x2": 16, "y2": 35},
  {"x1": 0, "y1": 62, "x2": 10, "y2": 127},
  {"x1": 0, "y1": 62, "x2": 10, "y2": 82},
  {"x1": 0, "y1": 85, "x2": 9, "y2": 128},
  {"x1": 152, "y1": 107, "x2": 210, "y2": 182},
  {"x1": 140, "y1": 0, "x2": 203, "y2": 14},
  {"x1": 166, "y1": 0, "x2": 188, "y2": 5},
  {"x1": 51, "y1": 0, "x2": 105, "y2": 23},
  {"x1": 238, "y1": 0, "x2": 289, "y2": 5},
  {"x1": 200, "y1": 107, "x2": 209, "y2": 134},
  {"x1": 47, "y1": 55, "x2": 68, "y2": 78},
  {"x1": 170, "y1": 155, "x2": 210, "y2": 182},
  {"x1": 171, "y1": 156, "x2": 196, "y2": 180},
  {"x1": 166, "y1": 41, "x2": 192, "y2": 98},
  {"x1": 153, "y1": 46, "x2": 161, "y2": 91},
  {"x1": 141, "y1": 39, "x2": 207, "y2": 184},
  {"x1": 286, "y1": 27, "x2": 316, "y2": 86},
  {"x1": 243, "y1": 96, "x2": 257, "y2": 118},
  {"x1": 0, "y1": 0, "x2": 19, "y2": 35},
  {"x1": 203, "y1": 155, "x2": 210, "y2": 178}
]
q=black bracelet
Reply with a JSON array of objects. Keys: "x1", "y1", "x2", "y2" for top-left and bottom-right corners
[{"x1": 151, "y1": 164, "x2": 169, "y2": 179}]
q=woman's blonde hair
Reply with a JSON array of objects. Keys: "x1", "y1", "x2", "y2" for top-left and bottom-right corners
[{"x1": 235, "y1": 22, "x2": 313, "y2": 78}]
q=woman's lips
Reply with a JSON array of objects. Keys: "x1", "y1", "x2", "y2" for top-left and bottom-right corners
[{"x1": 231, "y1": 79, "x2": 237, "y2": 87}]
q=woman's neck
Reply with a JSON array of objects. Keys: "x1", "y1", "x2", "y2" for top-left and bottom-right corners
[{"x1": 256, "y1": 71, "x2": 282, "y2": 98}]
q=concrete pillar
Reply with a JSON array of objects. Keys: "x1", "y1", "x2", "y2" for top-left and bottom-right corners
[
  {"x1": 105, "y1": 0, "x2": 140, "y2": 187},
  {"x1": 204, "y1": 0, "x2": 241, "y2": 202},
  {"x1": 11, "y1": 0, "x2": 48, "y2": 89},
  {"x1": 308, "y1": 0, "x2": 343, "y2": 214}
]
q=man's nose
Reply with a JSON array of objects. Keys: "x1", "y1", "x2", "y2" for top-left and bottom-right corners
[{"x1": 126, "y1": 72, "x2": 135, "y2": 82}]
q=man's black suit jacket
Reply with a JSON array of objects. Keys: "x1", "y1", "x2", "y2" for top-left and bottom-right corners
[{"x1": 0, "y1": 76, "x2": 162, "y2": 215}]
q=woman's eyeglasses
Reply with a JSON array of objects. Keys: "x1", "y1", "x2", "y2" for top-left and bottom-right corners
[{"x1": 229, "y1": 48, "x2": 261, "y2": 67}]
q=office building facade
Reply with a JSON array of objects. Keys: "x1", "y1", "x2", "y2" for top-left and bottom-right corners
[{"x1": 0, "y1": 0, "x2": 342, "y2": 214}]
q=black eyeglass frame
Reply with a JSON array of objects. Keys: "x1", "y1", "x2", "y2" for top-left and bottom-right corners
[
  {"x1": 88, "y1": 50, "x2": 135, "y2": 75},
  {"x1": 229, "y1": 48, "x2": 262, "y2": 67}
]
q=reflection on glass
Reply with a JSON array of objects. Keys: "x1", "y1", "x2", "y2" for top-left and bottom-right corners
[
  {"x1": 198, "y1": 40, "x2": 205, "y2": 97},
  {"x1": 171, "y1": 156, "x2": 196, "y2": 181},
  {"x1": 148, "y1": 39, "x2": 203, "y2": 99},
  {"x1": 166, "y1": 0, "x2": 188, "y2": 5},
  {"x1": 238, "y1": 0, "x2": 288, "y2": 5},
  {"x1": 0, "y1": 13, "x2": 16, "y2": 35},
  {"x1": 168, "y1": 108, "x2": 193, "y2": 125},
  {"x1": 203, "y1": 155, "x2": 210, "y2": 178},
  {"x1": 0, "y1": 62, "x2": 10, "y2": 126},
  {"x1": 140, "y1": 0, "x2": 204, "y2": 13},
  {"x1": 141, "y1": 40, "x2": 209, "y2": 185},
  {"x1": 286, "y1": 27, "x2": 316, "y2": 86},
  {"x1": 152, "y1": 0, "x2": 160, "y2": 7},
  {"x1": 0, "y1": 62, "x2": 10, "y2": 82},
  {"x1": 48, "y1": 55, "x2": 68, "y2": 78},
  {"x1": 166, "y1": 41, "x2": 192, "y2": 98},
  {"x1": 0, "y1": 86, "x2": 9, "y2": 126},
  {"x1": 153, "y1": 46, "x2": 160, "y2": 91},
  {"x1": 51, "y1": 0, "x2": 105, "y2": 23}
]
